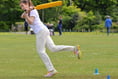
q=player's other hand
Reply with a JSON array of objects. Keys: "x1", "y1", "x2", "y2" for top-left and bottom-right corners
[{"x1": 21, "y1": 12, "x2": 28, "y2": 19}]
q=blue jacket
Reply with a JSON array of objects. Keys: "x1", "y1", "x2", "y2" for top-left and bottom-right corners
[{"x1": 105, "y1": 19, "x2": 112, "y2": 27}]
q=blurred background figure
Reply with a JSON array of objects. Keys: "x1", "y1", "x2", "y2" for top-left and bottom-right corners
[
  {"x1": 105, "y1": 16, "x2": 112, "y2": 36},
  {"x1": 57, "y1": 16, "x2": 63, "y2": 36},
  {"x1": 46, "y1": 23, "x2": 55, "y2": 36},
  {"x1": 24, "y1": 21, "x2": 29, "y2": 34}
]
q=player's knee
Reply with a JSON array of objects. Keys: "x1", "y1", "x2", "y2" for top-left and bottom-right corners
[
  {"x1": 37, "y1": 50, "x2": 45, "y2": 54},
  {"x1": 50, "y1": 47, "x2": 58, "y2": 52}
]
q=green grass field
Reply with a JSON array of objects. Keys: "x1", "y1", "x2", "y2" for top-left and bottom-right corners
[{"x1": 0, "y1": 32, "x2": 118, "y2": 79}]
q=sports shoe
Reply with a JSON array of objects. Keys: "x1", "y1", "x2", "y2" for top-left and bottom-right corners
[
  {"x1": 44, "y1": 70, "x2": 58, "y2": 77},
  {"x1": 74, "y1": 45, "x2": 82, "y2": 59}
]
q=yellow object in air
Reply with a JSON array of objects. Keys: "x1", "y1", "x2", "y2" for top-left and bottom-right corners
[{"x1": 34, "y1": 1, "x2": 62, "y2": 10}]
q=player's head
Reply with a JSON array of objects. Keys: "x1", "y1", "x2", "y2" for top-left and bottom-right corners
[
  {"x1": 106, "y1": 15, "x2": 110, "y2": 19},
  {"x1": 20, "y1": 0, "x2": 33, "y2": 11},
  {"x1": 59, "y1": 16, "x2": 62, "y2": 19}
]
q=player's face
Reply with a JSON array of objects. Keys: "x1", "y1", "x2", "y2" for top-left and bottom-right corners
[{"x1": 20, "y1": 3, "x2": 29, "y2": 11}]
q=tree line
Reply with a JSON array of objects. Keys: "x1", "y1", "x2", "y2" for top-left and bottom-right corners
[{"x1": 0, "y1": 0, "x2": 118, "y2": 32}]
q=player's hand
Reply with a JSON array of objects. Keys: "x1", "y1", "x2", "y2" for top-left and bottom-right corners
[
  {"x1": 21, "y1": 12, "x2": 28, "y2": 19},
  {"x1": 29, "y1": 6, "x2": 34, "y2": 10}
]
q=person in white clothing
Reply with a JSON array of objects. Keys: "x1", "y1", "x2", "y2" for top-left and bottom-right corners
[{"x1": 20, "y1": 0, "x2": 81, "y2": 77}]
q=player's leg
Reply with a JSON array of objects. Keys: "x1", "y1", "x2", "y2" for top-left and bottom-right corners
[
  {"x1": 58, "y1": 27, "x2": 62, "y2": 36},
  {"x1": 36, "y1": 30, "x2": 57, "y2": 74},
  {"x1": 46, "y1": 35, "x2": 75, "y2": 52},
  {"x1": 59, "y1": 28, "x2": 62, "y2": 35},
  {"x1": 107, "y1": 27, "x2": 110, "y2": 36},
  {"x1": 46, "y1": 35, "x2": 82, "y2": 59}
]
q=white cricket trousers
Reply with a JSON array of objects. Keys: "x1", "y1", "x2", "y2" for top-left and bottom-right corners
[{"x1": 36, "y1": 26, "x2": 75, "y2": 71}]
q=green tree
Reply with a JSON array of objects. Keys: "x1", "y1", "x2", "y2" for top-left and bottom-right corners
[
  {"x1": 0, "y1": 0, "x2": 118, "y2": 32},
  {"x1": 74, "y1": 11, "x2": 97, "y2": 32},
  {"x1": 73, "y1": 0, "x2": 118, "y2": 17},
  {"x1": 62, "y1": 5, "x2": 86, "y2": 30},
  {"x1": 0, "y1": 0, "x2": 22, "y2": 31}
]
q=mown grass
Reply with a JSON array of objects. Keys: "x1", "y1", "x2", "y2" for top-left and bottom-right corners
[{"x1": 0, "y1": 32, "x2": 118, "y2": 79}]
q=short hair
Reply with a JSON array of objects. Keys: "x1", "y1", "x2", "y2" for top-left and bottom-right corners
[{"x1": 106, "y1": 15, "x2": 110, "y2": 18}]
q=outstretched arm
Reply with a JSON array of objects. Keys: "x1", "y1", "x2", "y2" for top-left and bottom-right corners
[{"x1": 21, "y1": 11, "x2": 35, "y2": 25}]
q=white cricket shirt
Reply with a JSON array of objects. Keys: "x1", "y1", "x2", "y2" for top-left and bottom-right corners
[{"x1": 29, "y1": 9, "x2": 45, "y2": 34}]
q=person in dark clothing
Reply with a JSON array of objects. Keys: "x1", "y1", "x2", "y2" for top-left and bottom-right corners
[
  {"x1": 24, "y1": 21, "x2": 29, "y2": 34},
  {"x1": 57, "y1": 16, "x2": 62, "y2": 36}
]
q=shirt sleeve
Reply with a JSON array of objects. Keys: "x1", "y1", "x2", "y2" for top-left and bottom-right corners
[
  {"x1": 110, "y1": 20, "x2": 112, "y2": 25},
  {"x1": 105, "y1": 20, "x2": 107, "y2": 27},
  {"x1": 30, "y1": 9, "x2": 37, "y2": 18}
]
